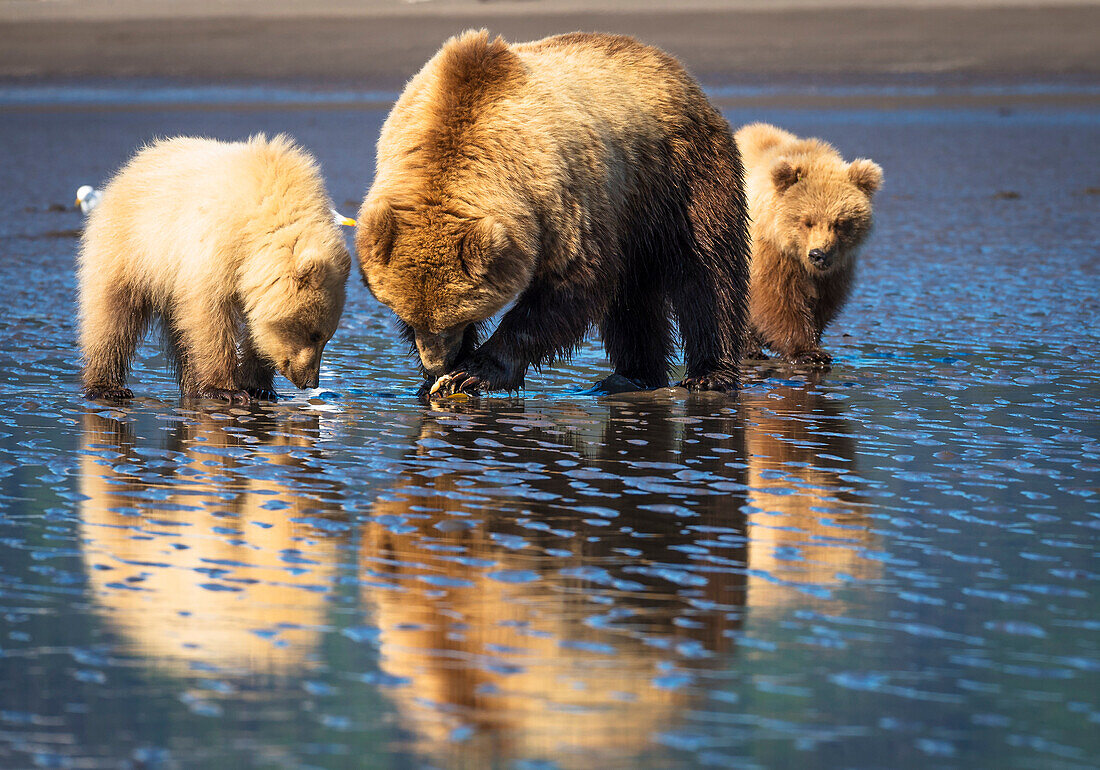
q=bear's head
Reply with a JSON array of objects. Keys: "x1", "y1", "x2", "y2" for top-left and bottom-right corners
[
  {"x1": 355, "y1": 201, "x2": 534, "y2": 377},
  {"x1": 248, "y1": 237, "x2": 351, "y2": 390},
  {"x1": 769, "y1": 155, "x2": 883, "y2": 274}
]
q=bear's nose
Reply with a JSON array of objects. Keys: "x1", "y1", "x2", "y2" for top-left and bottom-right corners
[{"x1": 808, "y1": 248, "x2": 830, "y2": 267}]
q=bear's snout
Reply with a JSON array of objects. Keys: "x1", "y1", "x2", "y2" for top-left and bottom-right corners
[
  {"x1": 283, "y1": 349, "x2": 322, "y2": 389},
  {"x1": 290, "y1": 368, "x2": 320, "y2": 390},
  {"x1": 414, "y1": 326, "x2": 465, "y2": 377},
  {"x1": 808, "y1": 248, "x2": 832, "y2": 269}
]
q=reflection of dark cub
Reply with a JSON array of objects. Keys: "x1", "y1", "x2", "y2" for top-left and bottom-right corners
[{"x1": 356, "y1": 30, "x2": 751, "y2": 395}]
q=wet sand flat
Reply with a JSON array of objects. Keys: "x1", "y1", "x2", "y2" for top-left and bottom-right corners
[
  {"x1": 1, "y1": 2, "x2": 1099, "y2": 766},
  {"x1": 3, "y1": 1, "x2": 1100, "y2": 83},
  {"x1": 0, "y1": 80, "x2": 1097, "y2": 767}
]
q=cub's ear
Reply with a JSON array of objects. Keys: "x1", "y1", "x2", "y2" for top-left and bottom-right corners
[
  {"x1": 771, "y1": 159, "x2": 801, "y2": 194},
  {"x1": 295, "y1": 257, "x2": 327, "y2": 287},
  {"x1": 355, "y1": 202, "x2": 396, "y2": 267},
  {"x1": 848, "y1": 159, "x2": 883, "y2": 195}
]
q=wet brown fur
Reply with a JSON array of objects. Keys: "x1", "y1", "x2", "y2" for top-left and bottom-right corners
[
  {"x1": 357, "y1": 30, "x2": 750, "y2": 394},
  {"x1": 78, "y1": 134, "x2": 351, "y2": 402},
  {"x1": 735, "y1": 122, "x2": 882, "y2": 368}
]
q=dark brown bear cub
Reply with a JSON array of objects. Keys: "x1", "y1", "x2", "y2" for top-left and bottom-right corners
[
  {"x1": 735, "y1": 122, "x2": 883, "y2": 369},
  {"x1": 356, "y1": 30, "x2": 750, "y2": 396}
]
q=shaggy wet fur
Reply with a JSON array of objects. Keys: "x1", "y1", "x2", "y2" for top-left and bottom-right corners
[
  {"x1": 735, "y1": 122, "x2": 882, "y2": 369},
  {"x1": 78, "y1": 134, "x2": 350, "y2": 402},
  {"x1": 357, "y1": 30, "x2": 750, "y2": 396}
]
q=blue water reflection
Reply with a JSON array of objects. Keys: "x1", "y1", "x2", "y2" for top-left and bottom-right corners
[{"x1": 0, "y1": 90, "x2": 1097, "y2": 768}]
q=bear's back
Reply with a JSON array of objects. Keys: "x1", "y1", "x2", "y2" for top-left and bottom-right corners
[
  {"x1": 83, "y1": 135, "x2": 329, "y2": 289},
  {"x1": 371, "y1": 30, "x2": 734, "y2": 220},
  {"x1": 514, "y1": 32, "x2": 708, "y2": 128}
]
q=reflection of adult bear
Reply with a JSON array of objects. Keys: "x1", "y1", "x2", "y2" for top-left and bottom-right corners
[
  {"x1": 359, "y1": 396, "x2": 747, "y2": 766},
  {"x1": 357, "y1": 30, "x2": 750, "y2": 396}
]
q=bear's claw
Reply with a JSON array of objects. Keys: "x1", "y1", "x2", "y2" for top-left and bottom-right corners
[
  {"x1": 246, "y1": 388, "x2": 279, "y2": 402},
  {"x1": 193, "y1": 387, "x2": 251, "y2": 404},
  {"x1": 678, "y1": 372, "x2": 739, "y2": 393},
  {"x1": 429, "y1": 371, "x2": 487, "y2": 398},
  {"x1": 84, "y1": 385, "x2": 134, "y2": 401},
  {"x1": 788, "y1": 349, "x2": 832, "y2": 370}
]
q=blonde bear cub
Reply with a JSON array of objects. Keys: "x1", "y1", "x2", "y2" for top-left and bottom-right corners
[
  {"x1": 735, "y1": 122, "x2": 883, "y2": 369},
  {"x1": 78, "y1": 134, "x2": 350, "y2": 402}
]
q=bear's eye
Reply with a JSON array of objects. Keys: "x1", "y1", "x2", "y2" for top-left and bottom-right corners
[
  {"x1": 309, "y1": 332, "x2": 323, "y2": 344},
  {"x1": 802, "y1": 217, "x2": 814, "y2": 228}
]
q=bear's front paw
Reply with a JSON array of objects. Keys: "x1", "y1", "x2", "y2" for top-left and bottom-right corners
[
  {"x1": 193, "y1": 387, "x2": 251, "y2": 404},
  {"x1": 788, "y1": 349, "x2": 832, "y2": 370},
  {"x1": 84, "y1": 385, "x2": 134, "y2": 401},
  {"x1": 427, "y1": 355, "x2": 524, "y2": 399},
  {"x1": 428, "y1": 371, "x2": 488, "y2": 399},
  {"x1": 679, "y1": 371, "x2": 739, "y2": 393},
  {"x1": 246, "y1": 387, "x2": 279, "y2": 402}
]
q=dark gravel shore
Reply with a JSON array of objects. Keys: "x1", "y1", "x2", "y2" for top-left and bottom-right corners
[{"x1": 2, "y1": 1, "x2": 1100, "y2": 85}]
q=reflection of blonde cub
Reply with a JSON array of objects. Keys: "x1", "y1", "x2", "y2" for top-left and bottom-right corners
[
  {"x1": 79, "y1": 412, "x2": 340, "y2": 675},
  {"x1": 78, "y1": 134, "x2": 350, "y2": 403}
]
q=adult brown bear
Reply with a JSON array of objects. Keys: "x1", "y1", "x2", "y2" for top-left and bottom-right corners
[{"x1": 357, "y1": 30, "x2": 749, "y2": 396}]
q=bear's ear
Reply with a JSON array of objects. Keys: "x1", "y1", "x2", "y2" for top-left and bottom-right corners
[
  {"x1": 295, "y1": 257, "x2": 328, "y2": 288},
  {"x1": 771, "y1": 159, "x2": 801, "y2": 194},
  {"x1": 355, "y1": 202, "x2": 396, "y2": 267},
  {"x1": 848, "y1": 159, "x2": 883, "y2": 195},
  {"x1": 458, "y1": 216, "x2": 510, "y2": 278}
]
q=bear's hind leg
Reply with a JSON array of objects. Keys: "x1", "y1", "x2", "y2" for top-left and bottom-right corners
[
  {"x1": 599, "y1": 274, "x2": 672, "y2": 390},
  {"x1": 669, "y1": 253, "x2": 746, "y2": 392},
  {"x1": 79, "y1": 283, "x2": 150, "y2": 400},
  {"x1": 666, "y1": 130, "x2": 751, "y2": 392}
]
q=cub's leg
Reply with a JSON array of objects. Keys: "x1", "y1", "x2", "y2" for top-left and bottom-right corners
[
  {"x1": 239, "y1": 335, "x2": 279, "y2": 402},
  {"x1": 79, "y1": 280, "x2": 150, "y2": 400},
  {"x1": 742, "y1": 330, "x2": 770, "y2": 361},
  {"x1": 750, "y1": 279, "x2": 831, "y2": 370},
  {"x1": 173, "y1": 296, "x2": 250, "y2": 404},
  {"x1": 599, "y1": 270, "x2": 672, "y2": 390},
  {"x1": 431, "y1": 281, "x2": 601, "y2": 397}
]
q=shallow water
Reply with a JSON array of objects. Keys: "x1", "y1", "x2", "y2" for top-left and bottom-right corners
[{"x1": 0, "y1": 86, "x2": 1098, "y2": 769}]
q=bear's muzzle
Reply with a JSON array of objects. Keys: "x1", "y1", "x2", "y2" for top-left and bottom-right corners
[{"x1": 415, "y1": 326, "x2": 466, "y2": 377}]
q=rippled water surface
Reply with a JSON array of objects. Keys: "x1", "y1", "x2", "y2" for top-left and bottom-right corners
[{"x1": 0, "y1": 88, "x2": 1098, "y2": 769}]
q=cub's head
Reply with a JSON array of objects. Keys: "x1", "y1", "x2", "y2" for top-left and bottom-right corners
[
  {"x1": 249, "y1": 237, "x2": 350, "y2": 390},
  {"x1": 355, "y1": 201, "x2": 533, "y2": 377},
  {"x1": 769, "y1": 154, "x2": 883, "y2": 274}
]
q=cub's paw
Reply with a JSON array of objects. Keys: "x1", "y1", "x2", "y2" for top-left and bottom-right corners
[
  {"x1": 193, "y1": 387, "x2": 251, "y2": 404},
  {"x1": 84, "y1": 385, "x2": 134, "y2": 401},
  {"x1": 679, "y1": 371, "x2": 739, "y2": 393},
  {"x1": 428, "y1": 371, "x2": 488, "y2": 399},
  {"x1": 246, "y1": 388, "x2": 280, "y2": 402},
  {"x1": 788, "y1": 349, "x2": 832, "y2": 370}
]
